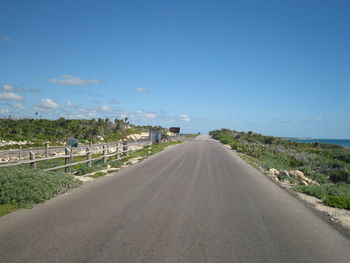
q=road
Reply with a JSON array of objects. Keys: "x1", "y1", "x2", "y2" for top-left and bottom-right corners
[{"x1": 1, "y1": 135, "x2": 350, "y2": 263}]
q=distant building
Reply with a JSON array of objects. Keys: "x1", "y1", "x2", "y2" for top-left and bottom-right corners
[{"x1": 169, "y1": 127, "x2": 180, "y2": 134}]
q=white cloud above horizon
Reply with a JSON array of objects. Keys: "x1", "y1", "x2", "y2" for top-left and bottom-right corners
[
  {"x1": 1, "y1": 84, "x2": 40, "y2": 93},
  {"x1": 0, "y1": 92, "x2": 23, "y2": 101},
  {"x1": 137, "y1": 110, "x2": 156, "y2": 119},
  {"x1": 96, "y1": 105, "x2": 112, "y2": 111},
  {"x1": 38, "y1": 98, "x2": 59, "y2": 109},
  {"x1": 135, "y1": 88, "x2": 149, "y2": 94},
  {"x1": 48, "y1": 75, "x2": 104, "y2": 86},
  {"x1": 180, "y1": 114, "x2": 191, "y2": 122},
  {"x1": 2, "y1": 84, "x2": 14, "y2": 91}
]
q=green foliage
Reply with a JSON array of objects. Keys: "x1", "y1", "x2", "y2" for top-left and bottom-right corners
[
  {"x1": 0, "y1": 203, "x2": 18, "y2": 216},
  {"x1": 309, "y1": 172, "x2": 327, "y2": 184},
  {"x1": 91, "y1": 172, "x2": 108, "y2": 178},
  {"x1": 323, "y1": 196, "x2": 350, "y2": 209},
  {"x1": 217, "y1": 134, "x2": 234, "y2": 145},
  {"x1": 293, "y1": 183, "x2": 350, "y2": 199},
  {"x1": 329, "y1": 169, "x2": 350, "y2": 183},
  {"x1": 0, "y1": 167, "x2": 81, "y2": 207},
  {"x1": 210, "y1": 128, "x2": 350, "y2": 184},
  {"x1": 0, "y1": 117, "x2": 166, "y2": 149}
]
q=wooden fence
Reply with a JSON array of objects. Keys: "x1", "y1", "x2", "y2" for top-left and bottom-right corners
[
  {"x1": 0, "y1": 135, "x2": 182, "y2": 172},
  {"x1": 0, "y1": 140, "x2": 132, "y2": 172}
]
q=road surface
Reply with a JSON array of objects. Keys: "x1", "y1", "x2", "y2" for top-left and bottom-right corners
[{"x1": 0, "y1": 135, "x2": 350, "y2": 263}]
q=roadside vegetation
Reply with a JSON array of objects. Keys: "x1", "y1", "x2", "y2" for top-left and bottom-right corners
[
  {"x1": 209, "y1": 128, "x2": 350, "y2": 209},
  {"x1": 0, "y1": 140, "x2": 182, "y2": 216},
  {"x1": 0, "y1": 117, "x2": 167, "y2": 149}
]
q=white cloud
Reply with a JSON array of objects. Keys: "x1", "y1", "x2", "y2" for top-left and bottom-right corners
[
  {"x1": 48, "y1": 75, "x2": 103, "y2": 86},
  {"x1": 0, "y1": 92, "x2": 23, "y2": 101},
  {"x1": 275, "y1": 119, "x2": 290, "y2": 123},
  {"x1": 39, "y1": 98, "x2": 59, "y2": 109},
  {"x1": 2, "y1": 84, "x2": 14, "y2": 91},
  {"x1": 12, "y1": 103, "x2": 25, "y2": 110},
  {"x1": 137, "y1": 110, "x2": 156, "y2": 119},
  {"x1": 65, "y1": 101, "x2": 75, "y2": 107},
  {"x1": 180, "y1": 114, "x2": 191, "y2": 122},
  {"x1": 1, "y1": 84, "x2": 39, "y2": 93},
  {"x1": 1, "y1": 36, "x2": 12, "y2": 41},
  {"x1": 96, "y1": 105, "x2": 112, "y2": 111},
  {"x1": 312, "y1": 117, "x2": 323, "y2": 121},
  {"x1": 135, "y1": 88, "x2": 149, "y2": 94},
  {"x1": 0, "y1": 109, "x2": 10, "y2": 116}
]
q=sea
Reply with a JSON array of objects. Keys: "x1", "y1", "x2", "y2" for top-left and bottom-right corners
[{"x1": 288, "y1": 138, "x2": 350, "y2": 149}]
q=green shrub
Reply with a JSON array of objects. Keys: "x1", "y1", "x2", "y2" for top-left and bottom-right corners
[
  {"x1": 91, "y1": 172, "x2": 107, "y2": 178},
  {"x1": 0, "y1": 167, "x2": 81, "y2": 207},
  {"x1": 310, "y1": 172, "x2": 327, "y2": 184},
  {"x1": 217, "y1": 134, "x2": 233, "y2": 145},
  {"x1": 293, "y1": 183, "x2": 350, "y2": 200},
  {"x1": 323, "y1": 196, "x2": 350, "y2": 209},
  {"x1": 329, "y1": 169, "x2": 350, "y2": 183}
]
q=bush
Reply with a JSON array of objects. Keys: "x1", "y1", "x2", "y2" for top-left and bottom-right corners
[
  {"x1": 329, "y1": 169, "x2": 350, "y2": 183},
  {"x1": 293, "y1": 183, "x2": 350, "y2": 200},
  {"x1": 310, "y1": 172, "x2": 327, "y2": 184},
  {"x1": 217, "y1": 134, "x2": 233, "y2": 145},
  {"x1": 323, "y1": 196, "x2": 350, "y2": 209},
  {"x1": 0, "y1": 167, "x2": 81, "y2": 207}
]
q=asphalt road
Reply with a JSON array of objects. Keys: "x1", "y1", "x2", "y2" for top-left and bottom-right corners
[{"x1": 1, "y1": 135, "x2": 350, "y2": 263}]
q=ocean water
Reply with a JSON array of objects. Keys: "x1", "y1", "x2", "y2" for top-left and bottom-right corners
[{"x1": 288, "y1": 139, "x2": 350, "y2": 148}]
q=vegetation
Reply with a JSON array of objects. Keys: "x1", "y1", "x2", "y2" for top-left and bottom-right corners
[
  {"x1": 0, "y1": 167, "x2": 81, "y2": 208},
  {"x1": 0, "y1": 117, "x2": 168, "y2": 149},
  {"x1": 210, "y1": 128, "x2": 350, "y2": 209}
]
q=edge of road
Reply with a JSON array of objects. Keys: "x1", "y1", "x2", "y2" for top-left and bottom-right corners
[{"x1": 215, "y1": 138, "x2": 350, "y2": 241}]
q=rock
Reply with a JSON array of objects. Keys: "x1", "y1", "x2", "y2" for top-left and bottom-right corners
[
  {"x1": 289, "y1": 170, "x2": 319, "y2": 186},
  {"x1": 280, "y1": 170, "x2": 290, "y2": 177},
  {"x1": 269, "y1": 168, "x2": 280, "y2": 176}
]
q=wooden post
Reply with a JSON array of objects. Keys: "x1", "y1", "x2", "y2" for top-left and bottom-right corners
[
  {"x1": 87, "y1": 146, "x2": 92, "y2": 167},
  {"x1": 19, "y1": 146, "x2": 22, "y2": 161},
  {"x1": 65, "y1": 147, "x2": 71, "y2": 173},
  {"x1": 29, "y1": 151, "x2": 36, "y2": 169},
  {"x1": 45, "y1": 143, "x2": 49, "y2": 157},
  {"x1": 116, "y1": 142, "x2": 120, "y2": 160},
  {"x1": 123, "y1": 140, "x2": 128, "y2": 157},
  {"x1": 103, "y1": 144, "x2": 107, "y2": 164},
  {"x1": 70, "y1": 146, "x2": 73, "y2": 168}
]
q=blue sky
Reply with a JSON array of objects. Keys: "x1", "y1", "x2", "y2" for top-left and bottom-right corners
[{"x1": 1, "y1": 0, "x2": 350, "y2": 138}]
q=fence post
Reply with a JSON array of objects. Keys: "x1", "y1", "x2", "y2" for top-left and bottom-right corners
[
  {"x1": 116, "y1": 142, "x2": 120, "y2": 160},
  {"x1": 87, "y1": 146, "x2": 92, "y2": 167},
  {"x1": 45, "y1": 142, "x2": 49, "y2": 157},
  {"x1": 123, "y1": 140, "x2": 128, "y2": 157},
  {"x1": 65, "y1": 147, "x2": 71, "y2": 173},
  {"x1": 29, "y1": 151, "x2": 36, "y2": 169},
  {"x1": 103, "y1": 144, "x2": 107, "y2": 164},
  {"x1": 19, "y1": 146, "x2": 22, "y2": 161}
]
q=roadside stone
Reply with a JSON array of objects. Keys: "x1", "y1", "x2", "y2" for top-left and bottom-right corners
[
  {"x1": 269, "y1": 168, "x2": 280, "y2": 176},
  {"x1": 289, "y1": 170, "x2": 319, "y2": 186}
]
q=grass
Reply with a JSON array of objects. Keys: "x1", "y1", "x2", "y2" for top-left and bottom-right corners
[
  {"x1": 0, "y1": 204, "x2": 18, "y2": 216},
  {"x1": 90, "y1": 171, "x2": 108, "y2": 178}
]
